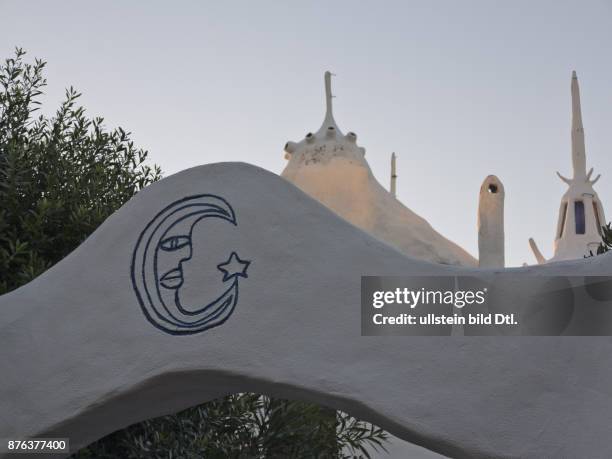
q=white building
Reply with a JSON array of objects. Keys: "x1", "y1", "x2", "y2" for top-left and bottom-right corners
[
  {"x1": 281, "y1": 72, "x2": 477, "y2": 266},
  {"x1": 530, "y1": 72, "x2": 606, "y2": 263},
  {"x1": 282, "y1": 71, "x2": 605, "y2": 268}
]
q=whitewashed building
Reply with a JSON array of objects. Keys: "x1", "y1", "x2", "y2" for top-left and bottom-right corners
[{"x1": 530, "y1": 71, "x2": 606, "y2": 263}]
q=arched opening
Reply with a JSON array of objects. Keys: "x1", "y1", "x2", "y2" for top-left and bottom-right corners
[{"x1": 59, "y1": 375, "x2": 448, "y2": 459}]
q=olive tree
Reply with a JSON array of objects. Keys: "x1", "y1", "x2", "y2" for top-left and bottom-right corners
[{"x1": 0, "y1": 48, "x2": 388, "y2": 459}]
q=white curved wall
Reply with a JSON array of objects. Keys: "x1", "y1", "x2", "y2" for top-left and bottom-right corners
[{"x1": 1, "y1": 163, "x2": 612, "y2": 458}]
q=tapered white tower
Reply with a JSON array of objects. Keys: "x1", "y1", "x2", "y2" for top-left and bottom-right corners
[
  {"x1": 478, "y1": 175, "x2": 505, "y2": 268},
  {"x1": 529, "y1": 71, "x2": 606, "y2": 263}
]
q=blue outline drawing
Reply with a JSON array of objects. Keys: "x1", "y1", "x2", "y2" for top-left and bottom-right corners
[{"x1": 130, "y1": 194, "x2": 251, "y2": 335}]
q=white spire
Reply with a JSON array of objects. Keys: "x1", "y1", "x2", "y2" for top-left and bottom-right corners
[
  {"x1": 318, "y1": 71, "x2": 341, "y2": 135},
  {"x1": 557, "y1": 71, "x2": 600, "y2": 186},
  {"x1": 390, "y1": 153, "x2": 397, "y2": 198},
  {"x1": 532, "y1": 71, "x2": 606, "y2": 264},
  {"x1": 324, "y1": 71, "x2": 334, "y2": 122},
  {"x1": 571, "y1": 70, "x2": 587, "y2": 180},
  {"x1": 283, "y1": 71, "x2": 364, "y2": 159}
]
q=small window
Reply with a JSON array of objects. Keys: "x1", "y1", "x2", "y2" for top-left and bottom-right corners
[
  {"x1": 559, "y1": 202, "x2": 568, "y2": 238},
  {"x1": 593, "y1": 201, "x2": 602, "y2": 235},
  {"x1": 575, "y1": 200, "x2": 585, "y2": 234}
]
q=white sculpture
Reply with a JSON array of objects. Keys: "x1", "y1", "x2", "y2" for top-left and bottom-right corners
[
  {"x1": 282, "y1": 72, "x2": 476, "y2": 266},
  {"x1": 478, "y1": 175, "x2": 505, "y2": 268},
  {"x1": 530, "y1": 71, "x2": 606, "y2": 263}
]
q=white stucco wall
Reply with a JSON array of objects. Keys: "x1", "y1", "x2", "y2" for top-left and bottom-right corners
[{"x1": 1, "y1": 163, "x2": 612, "y2": 458}]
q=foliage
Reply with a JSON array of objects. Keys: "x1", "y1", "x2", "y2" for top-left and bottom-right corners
[
  {"x1": 0, "y1": 47, "x2": 161, "y2": 294},
  {"x1": 590, "y1": 223, "x2": 612, "y2": 256},
  {"x1": 75, "y1": 395, "x2": 388, "y2": 459},
  {"x1": 1, "y1": 48, "x2": 389, "y2": 458}
]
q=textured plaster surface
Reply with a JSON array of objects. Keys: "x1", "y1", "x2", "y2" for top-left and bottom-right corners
[
  {"x1": 282, "y1": 155, "x2": 477, "y2": 267},
  {"x1": 1, "y1": 163, "x2": 612, "y2": 458}
]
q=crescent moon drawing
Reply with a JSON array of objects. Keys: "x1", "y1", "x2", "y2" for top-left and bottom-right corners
[{"x1": 131, "y1": 194, "x2": 251, "y2": 335}]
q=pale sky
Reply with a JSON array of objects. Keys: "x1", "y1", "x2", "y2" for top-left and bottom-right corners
[{"x1": 2, "y1": 0, "x2": 611, "y2": 267}]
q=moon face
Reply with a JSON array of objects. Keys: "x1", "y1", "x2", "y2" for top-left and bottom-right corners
[{"x1": 131, "y1": 194, "x2": 251, "y2": 335}]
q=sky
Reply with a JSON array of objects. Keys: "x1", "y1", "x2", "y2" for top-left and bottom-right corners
[{"x1": 1, "y1": 0, "x2": 611, "y2": 267}]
